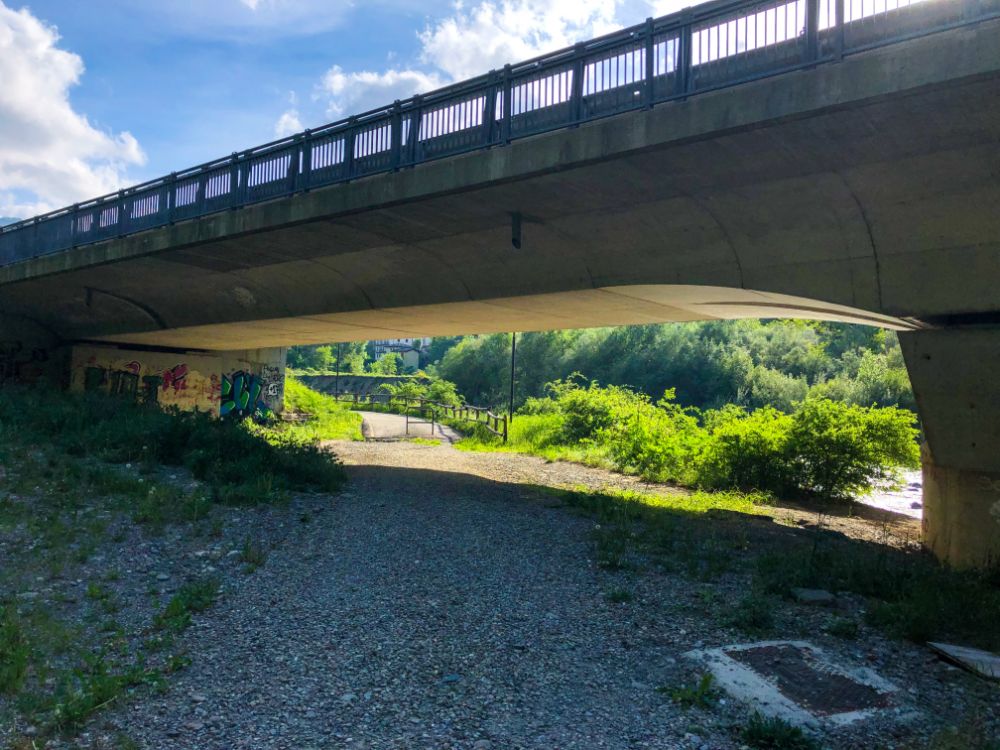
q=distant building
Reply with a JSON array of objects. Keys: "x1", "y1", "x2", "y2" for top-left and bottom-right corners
[{"x1": 370, "y1": 338, "x2": 431, "y2": 362}]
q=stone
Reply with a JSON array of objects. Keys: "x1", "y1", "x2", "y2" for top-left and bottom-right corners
[
  {"x1": 156, "y1": 573, "x2": 170, "y2": 581},
  {"x1": 473, "y1": 741, "x2": 493, "y2": 750},
  {"x1": 928, "y1": 642, "x2": 1000, "y2": 680},
  {"x1": 791, "y1": 588, "x2": 836, "y2": 606}
]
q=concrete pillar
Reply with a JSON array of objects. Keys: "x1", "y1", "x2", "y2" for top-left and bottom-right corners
[{"x1": 899, "y1": 328, "x2": 1000, "y2": 568}]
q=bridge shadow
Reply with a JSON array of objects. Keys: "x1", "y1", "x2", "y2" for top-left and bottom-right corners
[{"x1": 334, "y1": 459, "x2": 998, "y2": 651}]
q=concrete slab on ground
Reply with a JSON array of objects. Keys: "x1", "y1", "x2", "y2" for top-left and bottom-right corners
[
  {"x1": 928, "y1": 642, "x2": 1000, "y2": 680},
  {"x1": 685, "y1": 640, "x2": 901, "y2": 730}
]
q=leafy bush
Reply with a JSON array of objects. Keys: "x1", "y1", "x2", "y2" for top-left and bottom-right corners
[
  {"x1": 696, "y1": 406, "x2": 792, "y2": 494},
  {"x1": 696, "y1": 398, "x2": 919, "y2": 501},
  {"x1": 468, "y1": 378, "x2": 918, "y2": 503},
  {"x1": 603, "y1": 390, "x2": 704, "y2": 483}
]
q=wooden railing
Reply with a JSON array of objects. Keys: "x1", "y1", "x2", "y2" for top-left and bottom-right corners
[{"x1": 334, "y1": 392, "x2": 508, "y2": 442}]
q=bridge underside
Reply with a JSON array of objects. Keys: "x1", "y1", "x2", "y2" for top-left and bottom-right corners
[{"x1": 87, "y1": 285, "x2": 916, "y2": 350}]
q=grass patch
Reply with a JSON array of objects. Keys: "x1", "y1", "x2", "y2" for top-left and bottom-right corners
[
  {"x1": 605, "y1": 588, "x2": 634, "y2": 603},
  {"x1": 660, "y1": 673, "x2": 718, "y2": 709},
  {"x1": 741, "y1": 713, "x2": 820, "y2": 750},
  {"x1": 240, "y1": 537, "x2": 269, "y2": 573},
  {"x1": 154, "y1": 577, "x2": 219, "y2": 633},
  {"x1": 279, "y1": 377, "x2": 363, "y2": 442},
  {"x1": 826, "y1": 618, "x2": 859, "y2": 640},
  {"x1": 0, "y1": 606, "x2": 29, "y2": 695},
  {"x1": 726, "y1": 594, "x2": 776, "y2": 634}
]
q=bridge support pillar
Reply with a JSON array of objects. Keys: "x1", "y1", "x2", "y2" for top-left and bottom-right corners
[{"x1": 900, "y1": 328, "x2": 1000, "y2": 568}]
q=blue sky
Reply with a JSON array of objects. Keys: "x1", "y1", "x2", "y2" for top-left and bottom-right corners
[{"x1": 0, "y1": 0, "x2": 685, "y2": 218}]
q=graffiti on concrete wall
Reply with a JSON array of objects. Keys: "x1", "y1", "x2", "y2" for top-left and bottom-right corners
[
  {"x1": 220, "y1": 371, "x2": 274, "y2": 421},
  {"x1": 83, "y1": 361, "x2": 164, "y2": 404},
  {"x1": 0, "y1": 341, "x2": 49, "y2": 385},
  {"x1": 161, "y1": 364, "x2": 189, "y2": 393}
]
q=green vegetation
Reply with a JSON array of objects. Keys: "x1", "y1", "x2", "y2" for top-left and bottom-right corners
[
  {"x1": 661, "y1": 673, "x2": 718, "y2": 709},
  {"x1": 605, "y1": 588, "x2": 634, "y2": 603},
  {"x1": 460, "y1": 378, "x2": 918, "y2": 502},
  {"x1": 0, "y1": 385, "x2": 346, "y2": 502},
  {"x1": 240, "y1": 537, "x2": 269, "y2": 573},
  {"x1": 0, "y1": 384, "x2": 347, "y2": 739},
  {"x1": 154, "y1": 577, "x2": 220, "y2": 633},
  {"x1": 543, "y1": 484, "x2": 1000, "y2": 650},
  {"x1": 280, "y1": 377, "x2": 363, "y2": 441},
  {"x1": 742, "y1": 713, "x2": 820, "y2": 750},
  {"x1": 431, "y1": 321, "x2": 914, "y2": 414},
  {"x1": 0, "y1": 607, "x2": 29, "y2": 695}
]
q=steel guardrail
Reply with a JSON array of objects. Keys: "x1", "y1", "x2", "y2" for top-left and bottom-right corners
[{"x1": 1, "y1": 0, "x2": 996, "y2": 266}]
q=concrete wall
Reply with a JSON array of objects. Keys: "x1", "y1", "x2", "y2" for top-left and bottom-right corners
[
  {"x1": 299, "y1": 374, "x2": 429, "y2": 398},
  {"x1": 68, "y1": 343, "x2": 286, "y2": 418}
]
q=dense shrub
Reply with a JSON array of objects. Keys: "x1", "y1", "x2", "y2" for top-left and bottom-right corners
[
  {"x1": 603, "y1": 390, "x2": 704, "y2": 483},
  {"x1": 696, "y1": 406, "x2": 793, "y2": 494},
  {"x1": 496, "y1": 380, "x2": 920, "y2": 502},
  {"x1": 0, "y1": 386, "x2": 346, "y2": 501}
]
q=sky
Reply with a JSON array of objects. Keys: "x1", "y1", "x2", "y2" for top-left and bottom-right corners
[{"x1": 0, "y1": 0, "x2": 694, "y2": 220}]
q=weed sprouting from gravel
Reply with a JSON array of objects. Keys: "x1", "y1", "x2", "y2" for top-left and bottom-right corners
[
  {"x1": 826, "y1": 618, "x2": 859, "y2": 640},
  {"x1": 742, "y1": 713, "x2": 820, "y2": 750},
  {"x1": 605, "y1": 588, "x2": 634, "y2": 603},
  {"x1": 240, "y1": 537, "x2": 269, "y2": 573},
  {"x1": 660, "y1": 673, "x2": 718, "y2": 709},
  {"x1": 0, "y1": 606, "x2": 29, "y2": 695},
  {"x1": 155, "y1": 577, "x2": 220, "y2": 633},
  {"x1": 726, "y1": 594, "x2": 776, "y2": 634}
]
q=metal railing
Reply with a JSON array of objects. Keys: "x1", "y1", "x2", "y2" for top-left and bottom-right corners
[
  {"x1": 336, "y1": 392, "x2": 509, "y2": 441},
  {"x1": 1, "y1": 0, "x2": 995, "y2": 267}
]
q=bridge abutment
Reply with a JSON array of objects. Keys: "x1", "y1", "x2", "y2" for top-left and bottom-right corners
[{"x1": 900, "y1": 328, "x2": 1000, "y2": 568}]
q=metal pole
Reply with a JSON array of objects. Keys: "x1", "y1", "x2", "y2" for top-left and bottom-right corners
[
  {"x1": 335, "y1": 342, "x2": 343, "y2": 398},
  {"x1": 509, "y1": 332, "x2": 517, "y2": 424}
]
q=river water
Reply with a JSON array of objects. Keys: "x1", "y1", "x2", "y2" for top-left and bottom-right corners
[{"x1": 860, "y1": 469, "x2": 923, "y2": 519}]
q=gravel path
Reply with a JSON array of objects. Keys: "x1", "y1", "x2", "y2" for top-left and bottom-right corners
[
  {"x1": 358, "y1": 411, "x2": 462, "y2": 443},
  {"x1": 97, "y1": 441, "x2": 988, "y2": 750}
]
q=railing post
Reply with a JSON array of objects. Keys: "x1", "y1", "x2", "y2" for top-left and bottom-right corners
[
  {"x1": 345, "y1": 117, "x2": 357, "y2": 179},
  {"x1": 644, "y1": 17, "x2": 655, "y2": 109},
  {"x1": 167, "y1": 173, "x2": 177, "y2": 224},
  {"x1": 835, "y1": 0, "x2": 846, "y2": 59},
  {"x1": 678, "y1": 12, "x2": 693, "y2": 97},
  {"x1": 408, "y1": 96, "x2": 422, "y2": 165},
  {"x1": 483, "y1": 71, "x2": 498, "y2": 145},
  {"x1": 118, "y1": 190, "x2": 127, "y2": 237},
  {"x1": 806, "y1": 0, "x2": 820, "y2": 63},
  {"x1": 571, "y1": 43, "x2": 585, "y2": 126},
  {"x1": 501, "y1": 64, "x2": 513, "y2": 145},
  {"x1": 71, "y1": 204, "x2": 80, "y2": 247},
  {"x1": 229, "y1": 152, "x2": 241, "y2": 209},
  {"x1": 503, "y1": 414, "x2": 509, "y2": 443},
  {"x1": 300, "y1": 129, "x2": 312, "y2": 191},
  {"x1": 390, "y1": 100, "x2": 403, "y2": 171}
]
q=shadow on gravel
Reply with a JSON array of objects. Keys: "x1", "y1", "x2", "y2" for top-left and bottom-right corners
[{"x1": 346, "y1": 463, "x2": 1000, "y2": 654}]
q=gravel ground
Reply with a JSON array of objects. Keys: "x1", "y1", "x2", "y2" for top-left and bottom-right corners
[{"x1": 16, "y1": 440, "x2": 997, "y2": 749}]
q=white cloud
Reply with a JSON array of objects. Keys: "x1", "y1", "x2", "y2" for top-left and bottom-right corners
[
  {"x1": 274, "y1": 109, "x2": 304, "y2": 137},
  {"x1": 0, "y1": 2, "x2": 145, "y2": 217},
  {"x1": 319, "y1": 66, "x2": 444, "y2": 118},
  {"x1": 240, "y1": 0, "x2": 261, "y2": 8},
  {"x1": 313, "y1": 0, "x2": 680, "y2": 122}
]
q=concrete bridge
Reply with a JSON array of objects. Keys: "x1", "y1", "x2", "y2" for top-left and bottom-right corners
[{"x1": 2, "y1": 0, "x2": 1000, "y2": 565}]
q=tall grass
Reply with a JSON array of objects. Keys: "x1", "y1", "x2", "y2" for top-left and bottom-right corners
[{"x1": 279, "y1": 377, "x2": 363, "y2": 441}]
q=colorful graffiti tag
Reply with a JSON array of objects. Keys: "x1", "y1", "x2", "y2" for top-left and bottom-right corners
[
  {"x1": 84, "y1": 361, "x2": 163, "y2": 404},
  {"x1": 220, "y1": 371, "x2": 274, "y2": 421},
  {"x1": 162, "y1": 364, "x2": 189, "y2": 393}
]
